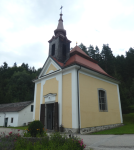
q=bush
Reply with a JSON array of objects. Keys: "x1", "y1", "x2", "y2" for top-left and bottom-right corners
[
  {"x1": 27, "y1": 120, "x2": 44, "y2": 137},
  {"x1": 14, "y1": 132, "x2": 86, "y2": 150},
  {"x1": 122, "y1": 105, "x2": 134, "y2": 114}
]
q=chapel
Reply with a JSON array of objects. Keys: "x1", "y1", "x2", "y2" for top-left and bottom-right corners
[{"x1": 33, "y1": 12, "x2": 123, "y2": 134}]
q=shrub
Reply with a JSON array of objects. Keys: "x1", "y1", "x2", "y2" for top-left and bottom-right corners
[
  {"x1": 14, "y1": 132, "x2": 86, "y2": 150},
  {"x1": 27, "y1": 120, "x2": 44, "y2": 137},
  {"x1": 122, "y1": 105, "x2": 134, "y2": 114}
]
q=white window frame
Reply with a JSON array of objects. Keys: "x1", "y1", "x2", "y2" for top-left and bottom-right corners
[
  {"x1": 11, "y1": 118, "x2": 13, "y2": 123},
  {"x1": 98, "y1": 88, "x2": 108, "y2": 112}
]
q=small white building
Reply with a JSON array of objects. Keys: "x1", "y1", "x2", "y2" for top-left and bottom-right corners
[{"x1": 0, "y1": 101, "x2": 34, "y2": 127}]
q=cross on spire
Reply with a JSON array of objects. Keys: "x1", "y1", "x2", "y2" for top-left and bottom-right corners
[{"x1": 60, "y1": 6, "x2": 63, "y2": 14}]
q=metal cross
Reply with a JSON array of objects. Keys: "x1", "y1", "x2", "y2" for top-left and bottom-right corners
[{"x1": 60, "y1": 6, "x2": 63, "y2": 13}]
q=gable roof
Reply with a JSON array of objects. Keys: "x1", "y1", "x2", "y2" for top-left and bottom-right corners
[
  {"x1": 51, "y1": 46, "x2": 114, "y2": 79},
  {"x1": 0, "y1": 101, "x2": 33, "y2": 112},
  {"x1": 35, "y1": 46, "x2": 117, "y2": 82}
]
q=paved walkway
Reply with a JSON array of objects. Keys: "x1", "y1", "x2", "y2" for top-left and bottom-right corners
[
  {"x1": 0, "y1": 127, "x2": 24, "y2": 137},
  {"x1": 75, "y1": 134, "x2": 134, "y2": 150},
  {"x1": 0, "y1": 128, "x2": 134, "y2": 150}
]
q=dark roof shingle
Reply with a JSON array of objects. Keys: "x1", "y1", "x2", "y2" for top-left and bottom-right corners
[{"x1": 0, "y1": 101, "x2": 33, "y2": 112}]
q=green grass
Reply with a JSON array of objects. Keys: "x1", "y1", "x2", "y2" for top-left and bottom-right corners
[
  {"x1": 0, "y1": 126, "x2": 28, "y2": 130},
  {"x1": 91, "y1": 113, "x2": 134, "y2": 135}
]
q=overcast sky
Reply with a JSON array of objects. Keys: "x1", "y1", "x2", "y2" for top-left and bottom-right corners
[{"x1": 0, "y1": 0, "x2": 134, "y2": 69}]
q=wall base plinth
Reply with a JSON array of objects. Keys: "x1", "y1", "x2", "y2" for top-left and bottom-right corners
[
  {"x1": 80, "y1": 123, "x2": 123, "y2": 134},
  {"x1": 63, "y1": 123, "x2": 123, "y2": 134},
  {"x1": 63, "y1": 128, "x2": 79, "y2": 134}
]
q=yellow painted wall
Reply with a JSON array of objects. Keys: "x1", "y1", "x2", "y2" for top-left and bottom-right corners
[
  {"x1": 46, "y1": 64, "x2": 57, "y2": 74},
  {"x1": 62, "y1": 73, "x2": 72, "y2": 128},
  {"x1": 79, "y1": 73, "x2": 121, "y2": 128},
  {"x1": 35, "y1": 83, "x2": 41, "y2": 120},
  {"x1": 42, "y1": 78, "x2": 58, "y2": 103}
]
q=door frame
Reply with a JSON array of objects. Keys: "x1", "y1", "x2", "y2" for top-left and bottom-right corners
[
  {"x1": 46, "y1": 103, "x2": 54, "y2": 130},
  {"x1": 5, "y1": 117, "x2": 8, "y2": 127}
]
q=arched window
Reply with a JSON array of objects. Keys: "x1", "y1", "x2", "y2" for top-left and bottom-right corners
[
  {"x1": 98, "y1": 89, "x2": 108, "y2": 111},
  {"x1": 52, "y1": 44, "x2": 55, "y2": 56},
  {"x1": 62, "y1": 44, "x2": 66, "y2": 56}
]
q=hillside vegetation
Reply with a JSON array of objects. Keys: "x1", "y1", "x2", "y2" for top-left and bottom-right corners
[{"x1": 0, "y1": 43, "x2": 134, "y2": 114}]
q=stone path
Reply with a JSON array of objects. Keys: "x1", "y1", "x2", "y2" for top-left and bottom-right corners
[
  {"x1": 0, "y1": 127, "x2": 24, "y2": 137},
  {"x1": 75, "y1": 134, "x2": 134, "y2": 150}
]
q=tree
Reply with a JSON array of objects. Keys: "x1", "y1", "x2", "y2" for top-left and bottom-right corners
[
  {"x1": 0, "y1": 62, "x2": 38, "y2": 104},
  {"x1": 8, "y1": 70, "x2": 34, "y2": 102},
  {"x1": 2, "y1": 62, "x2": 8, "y2": 70},
  {"x1": 99, "y1": 44, "x2": 114, "y2": 75},
  {"x1": 88, "y1": 45, "x2": 95, "y2": 58},
  {"x1": 125, "y1": 47, "x2": 134, "y2": 79},
  {"x1": 13, "y1": 62, "x2": 17, "y2": 67},
  {"x1": 79, "y1": 43, "x2": 88, "y2": 55},
  {"x1": 21, "y1": 63, "x2": 29, "y2": 71},
  {"x1": 94, "y1": 46, "x2": 100, "y2": 61}
]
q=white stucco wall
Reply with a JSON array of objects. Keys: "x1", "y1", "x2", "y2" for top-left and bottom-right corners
[
  {"x1": 18, "y1": 102, "x2": 34, "y2": 126},
  {"x1": 0, "y1": 113, "x2": 5, "y2": 126},
  {"x1": 0, "y1": 112, "x2": 19, "y2": 127}
]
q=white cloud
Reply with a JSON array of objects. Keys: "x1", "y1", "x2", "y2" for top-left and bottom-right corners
[{"x1": 0, "y1": 0, "x2": 134, "y2": 69}]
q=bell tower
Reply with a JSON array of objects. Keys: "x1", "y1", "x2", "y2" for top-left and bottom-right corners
[{"x1": 48, "y1": 12, "x2": 71, "y2": 63}]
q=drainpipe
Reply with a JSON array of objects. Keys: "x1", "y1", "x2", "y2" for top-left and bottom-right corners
[{"x1": 77, "y1": 66, "x2": 81, "y2": 133}]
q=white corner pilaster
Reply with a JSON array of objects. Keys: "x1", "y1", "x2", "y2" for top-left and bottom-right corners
[
  {"x1": 33, "y1": 83, "x2": 37, "y2": 120},
  {"x1": 117, "y1": 84, "x2": 123, "y2": 123},
  {"x1": 72, "y1": 69, "x2": 79, "y2": 128},
  {"x1": 40, "y1": 79, "x2": 46, "y2": 105},
  {"x1": 56, "y1": 72, "x2": 62, "y2": 126}
]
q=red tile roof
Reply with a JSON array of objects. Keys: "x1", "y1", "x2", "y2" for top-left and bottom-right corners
[
  {"x1": 51, "y1": 46, "x2": 113, "y2": 78},
  {"x1": 70, "y1": 46, "x2": 89, "y2": 56}
]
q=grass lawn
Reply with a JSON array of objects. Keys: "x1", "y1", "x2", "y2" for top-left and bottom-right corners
[
  {"x1": 0, "y1": 126, "x2": 28, "y2": 130},
  {"x1": 91, "y1": 113, "x2": 134, "y2": 135}
]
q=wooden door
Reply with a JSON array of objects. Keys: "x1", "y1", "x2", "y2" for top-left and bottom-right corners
[
  {"x1": 53, "y1": 102, "x2": 59, "y2": 131},
  {"x1": 40, "y1": 104, "x2": 45, "y2": 127},
  {"x1": 47, "y1": 104, "x2": 53, "y2": 130}
]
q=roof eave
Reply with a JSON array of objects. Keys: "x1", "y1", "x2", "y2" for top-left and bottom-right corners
[{"x1": 62, "y1": 63, "x2": 120, "y2": 84}]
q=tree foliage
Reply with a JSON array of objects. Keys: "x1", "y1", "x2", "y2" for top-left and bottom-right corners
[
  {"x1": 1, "y1": 44, "x2": 134, "y2": 114},
  {"x1": 0, "y1": 62, "x2": 41, "y2": 104}
]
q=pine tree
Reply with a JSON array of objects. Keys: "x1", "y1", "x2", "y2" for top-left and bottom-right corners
[
  {"x1": 79, "y1": 43, "x2": 88, "y2": 55},
  {"x1": 88, "y1": 45, "x2": 95, "y2": 58},
  {"x1": 100, "y1": 44, "x2": 114, "y2": 75},
  {"x1": 94, "y1": 46, "x2": 100, "y2": 61}
]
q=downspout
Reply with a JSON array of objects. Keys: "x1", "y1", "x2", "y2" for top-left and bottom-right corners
[{"x1": 77, "y1": 66, "x2": 81, "y2": 133}]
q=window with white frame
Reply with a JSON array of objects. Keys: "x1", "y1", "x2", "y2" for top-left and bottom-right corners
[
  {"x1": 98, "y1": 89, "x2": 108, "y2": 111},
  {"x1": 11, "y1": 118, "x2": 13, "y2": 123},
  {"x1": 31, "y1": 105, "x2": 34, "y2": 112}
]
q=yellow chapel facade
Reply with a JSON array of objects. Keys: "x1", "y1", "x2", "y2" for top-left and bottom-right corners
[{"x1": 33, "y1": 13, "x2": 123, "y2": 134}]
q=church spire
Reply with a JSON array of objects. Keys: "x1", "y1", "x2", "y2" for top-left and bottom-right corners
[
  {"x1": 54, "y1": 13, "x2": 66, "y2": 36},
  {"x1": 48, "y1": 8, "x2": 71, "y2": 63},
  {"x1": 57, "y1": 13, "x2": 64, "y2": 30}
]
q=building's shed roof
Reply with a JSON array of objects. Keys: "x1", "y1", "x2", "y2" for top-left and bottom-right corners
[{"x1": 0, "y1": 101, "x2": 33, "y2": 112}]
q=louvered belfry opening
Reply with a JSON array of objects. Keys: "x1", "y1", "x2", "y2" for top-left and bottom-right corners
[
  {"x1": 52, "y1": 44, "x2": 55, "y2": 56},
  {"x1": 40, "y1": 102, "x2": 59, "y2": 131},
  {"x1": 62, "y1": 44, "x2": 66, "y2": 57}
]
